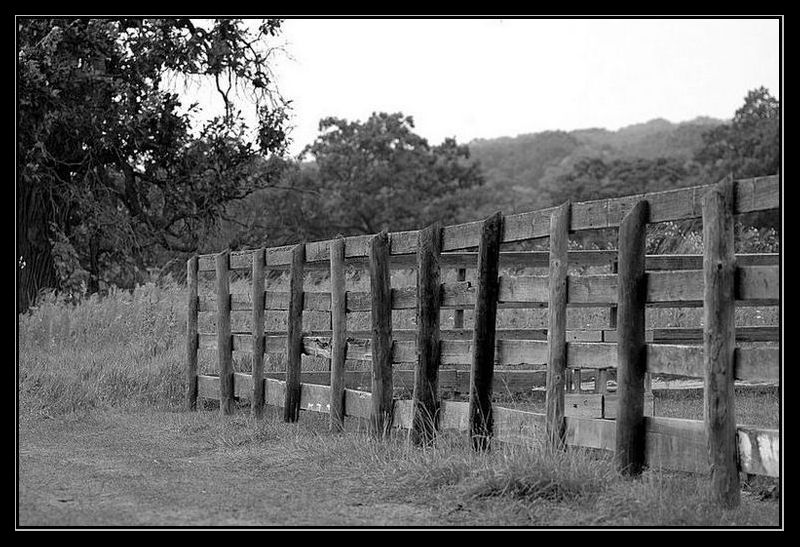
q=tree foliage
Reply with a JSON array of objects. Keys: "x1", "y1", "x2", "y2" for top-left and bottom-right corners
[
  {"x1": 694, "y1": 86, "x2": 780, "y2": 180},
  {"x1": 301, "y1": 112, "x2": 484, "y2": 236},
  {"x1": 17, "y1": 18, "x2": 290, "y2": 310}
]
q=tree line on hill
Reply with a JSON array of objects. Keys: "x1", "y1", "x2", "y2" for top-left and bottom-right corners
[{"x1": 16, "y1": 18, "x2": 780, "y2": 311}]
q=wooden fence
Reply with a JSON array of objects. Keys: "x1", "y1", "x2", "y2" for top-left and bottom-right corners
[{"x1": 186, "y1": 175, "x2": 780, "y2": 508}]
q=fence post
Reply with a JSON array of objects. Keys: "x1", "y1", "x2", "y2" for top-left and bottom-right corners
[
  {"x1": 329, "y1": 237, "x2": 347, "y2": 432},
  {"x1": 545, "y1": 202, "x2": 570, "y2": 447},
  {"x1": 703, "y1": 177, "x2": 740, "y2": 508},
  {"x1": 454, "y1": 268, "x2": 467, "y2": 329},
  {"x1": 468, "y1": 212, "x2": 503, "y2": 451},
  {"x1": 251, "y1": 248, "x2": 266, "y2": 418},
  {"x1": 411, "y1": 222, "x2": 443, "y2": 446},
  {"x1": 369, "y1": 230, "x2": 394, "y2": 438},
  {"x1": 284, "y1": 243, "x2": 305, "y2": 422},
  {"x1": 216, "y1": 250, "x2": 234, "y2": 415},
  {"x1": 186, "y1": 256, "x2": 199, "y2": 411},
  {"x1": 615, "y1": 200, "x2": 649, "y2": 476}
]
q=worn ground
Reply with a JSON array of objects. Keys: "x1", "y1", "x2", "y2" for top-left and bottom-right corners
[
  {"x1": 17, "y1": 400, "x2": 780, "y2": 529},
  {"x1": 17, "y1": 408, "x2": 445, "y2": 527}
]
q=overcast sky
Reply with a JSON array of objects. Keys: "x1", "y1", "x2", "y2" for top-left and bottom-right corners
[{"x1": 190, "y1": 17, "x2": 781, "y2": 157}]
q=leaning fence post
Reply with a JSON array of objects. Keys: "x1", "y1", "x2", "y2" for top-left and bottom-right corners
[
  {"x1": 703, "y1": 176, "x2": 740, "y2": 508},
  {"x1": 411, "y1": 222, "x2": 443, "y2": 446},
  {"x1": 369, "y1": 230, "x2": 394, "y2": 438},
  {"x1": 615, "y1": 201, "x2": 649, "y2": 476},
  {"x1": 468, "y1": 212, "x2": 503, "y2": 451},
  {"x1": 545, "y1": 202, "x2": 570, "y2": 448},
  {"x1": 329, "y1": 237, "x2": 347, "y2": 432},
  {"x1": 453, "y1": 267, "x2": 467, "y2": 329},
  {"x1": 216, "y1": 250, "x2": 234, "y2": 415},
  {"x1": 251, "y1": 248, "x2": 266, "y2": 418},
  {"x1": 284, "y1": 243, "x2": 305, "y2": 422},
  {"x1": 186, "y1": 256, "x2": 199, "y2": 411}
]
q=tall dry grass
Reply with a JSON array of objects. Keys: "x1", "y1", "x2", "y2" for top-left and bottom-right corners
[{"x1": 18, "y1": 282, "x2": 187, "y2": 415}]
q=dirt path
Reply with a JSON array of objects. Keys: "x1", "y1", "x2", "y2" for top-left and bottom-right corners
[{"x1": 17, "y1": 409, "x2": 437, "y2": 527}]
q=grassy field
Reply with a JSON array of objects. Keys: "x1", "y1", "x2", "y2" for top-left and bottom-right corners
[{"x1": 17, "y1": 278, "x2": 781, "y2": 527}]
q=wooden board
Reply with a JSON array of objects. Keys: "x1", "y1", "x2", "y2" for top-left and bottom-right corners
[{"x1": 196, "y1": 176, "x2": 777, "y2": 269}]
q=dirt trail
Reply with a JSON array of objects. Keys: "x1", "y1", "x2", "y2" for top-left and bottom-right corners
[{"x1": 17, "y1": 409, "x2": 436, "y2": 527}]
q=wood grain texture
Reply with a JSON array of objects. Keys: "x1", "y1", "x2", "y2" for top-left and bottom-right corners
[
  {"x1": 369, "y1": 231, "x2": 394, "y2": 438},
  {"x1": 703, "y1": 177, "x2": 740, "y2": 508},
  {"x1": 614, "y1": 201, "x2": 649, "y2": 476},
  {"x1": 195, "y1": 176, "x2": 778, "y2": 270},
  {"x1": 202, "y1": 370, "x2": 780, "y2": 478},
  {"x1": 215, "y1": 251, "x2": 234, "y2": 415},
  {"x1": 329, "y1": 237, "x2": 347, "y2": 432},
  {"x1": 411, "y1": 223, "x2": 443, "y2": 446},
  {"x1": 468, "y1": 212, "x2": 503, "y2": 451},
  {"x1": 186, "y1": 256, "x2": 199, "y2": 411},
  {"x1": 251, "y1": 248, "x2": 266, "y2": 418},
  {"x1": 545, "y1": 203, "x2": 570, "y2": 447},
  {"x1": 284, "y1": 243, "x2": 305, "y2": 423}
]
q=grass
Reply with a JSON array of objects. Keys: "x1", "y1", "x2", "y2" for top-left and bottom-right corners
[{"x1": 17, "y1": 274, "x2": 781, "y2": 527}]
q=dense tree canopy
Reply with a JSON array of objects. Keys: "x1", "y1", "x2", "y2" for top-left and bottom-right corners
[
  {"x1": 208, "y1": 113, "x2": 485, "y2": 250},
  {"x1": 694, "y1": 87, "x2": 780, "y2": 180},
  {"x1": 302, "y1": 113, "x2": 484, "y2": 235},
  {"x1": 18, "y1": 18, "x2": 290, "y2": 310}
]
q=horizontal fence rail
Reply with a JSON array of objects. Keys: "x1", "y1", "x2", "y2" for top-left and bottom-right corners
[
  {"x1": 196, "y1": 264, "x2": 778, "y2": 312},
  {"x1": 194, "y1": 175, "x2": 778, "y2": 270},
  {"x1": 193, "y1": 373, "x2": 779, "y2": 478}
]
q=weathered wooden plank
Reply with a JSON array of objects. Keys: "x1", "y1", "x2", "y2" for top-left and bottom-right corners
[
  {"x1": 216, "y1": 251, "x2": 234, "y2": 415},
  {"x1": 329, "y1": 237, "x2": 347, "y2": 432},
  {"x1": 564, "y1": 393, "x2": 603, "y2": 419},
  {"x1": 646, "y1": 344, "x2": 778, "y2": 382},
  {"x1": 646, "y1": 344, "x2": 704, "y2": 377},
  {"x1": 615, "y1": 200, "x2": 649, "y2": 476},
  {"x1": 186, "y1": 256, "x2": 199, "y2": 411},
  {"x1": 233, "y1": 371, "x2": 254, "y2": 399},
  {"x1": 737, "y1": 426, "x2": 779, "y2": 477},
  {"x1": 299, "y1": 382, "x2": 332, "y2": 414},
  {"x1": 392, "y1": 399, "x2": 415, "y2": 430},
  {"x1": 251, "y1": 248, "x2": 266, "y2": 418},
  {"x1": 194, "y1": 176, "x2": 778, "y2": 271},
  {"x1": 284, "y1": 243, "x2": 305, "y2": 423},
  {"x1": 735, "y1": 346, "x2": 780, "y2": 382},
  {"x1": 469, "y1": 212, "x2": 503, "y2": 451},
  {"x1": 440, "y1": 400, "x2": 470, "y2": 432},
  {"x1": 206, "y1": 262, "x2": 777, "y2": 315},
  {"x1": 645, "y1": 253, "x2": 778, "y2": 271},
  {"x1": 370, "y1": 231, "x2": 394, "y2": 438},
  {"x1": 651, "y1": 326, "x2": 779, "y2": 343},
  {"x1": 567, "y1": 342, "x2": 618, "y2": 369},
  {"x1": 546, "y1": 202, "x2": 570, "y2": 448},
  {"x1": 703, "y1": 177, "x2": 740, "y2": 508},
  {"x1": 344, "y1": 388, "x2": 373, "y2": 420},
  {"x1": 644, "y1": 416, "x2": 707, "y2": 474},
  {"x1": 737, "y1": 265, "x2": 779, "y2": 301},
  {"x1": 565, "y1": 415, "x2": 617, "y2": 451},
  {"x1": 494, "y1": 406, "x2": 546, "y2": 445},
  {"x1": 603, "y1": 392, "x2": 655, "y2": 420},
  {"x1": 264, "y1": 377, "x2": 287, "y2": 408},
  {"x1": 197, "y1": 375, "x2": 220, "y2": 400},
  {"x1": 412, "y1": 223, "x2": 443, "y2": 446}
]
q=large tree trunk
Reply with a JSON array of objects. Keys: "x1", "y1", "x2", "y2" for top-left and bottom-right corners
[{"x1": 17, "y1": 183, "x2": 57, "y2": 313}]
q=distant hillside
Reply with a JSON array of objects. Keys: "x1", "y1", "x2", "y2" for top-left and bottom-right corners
[{"x1": 466, "y1": 116, "x2": 725, "y2": 214}]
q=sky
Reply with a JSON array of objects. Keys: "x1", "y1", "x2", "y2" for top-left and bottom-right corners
[{"x1": 189, "y1": 17, "x2": 781, "y2": 157}]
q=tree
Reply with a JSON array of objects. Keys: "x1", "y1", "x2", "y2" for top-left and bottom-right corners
[
  {"x1": 300, "y1": 112, "x2": 484, "y2": 236},
  {"x1": 695, "y1": 87, "x2": 780, "y2": 180},
  {"x1": 17, "y1": 18, "x2": 290, "y2": 311}
]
